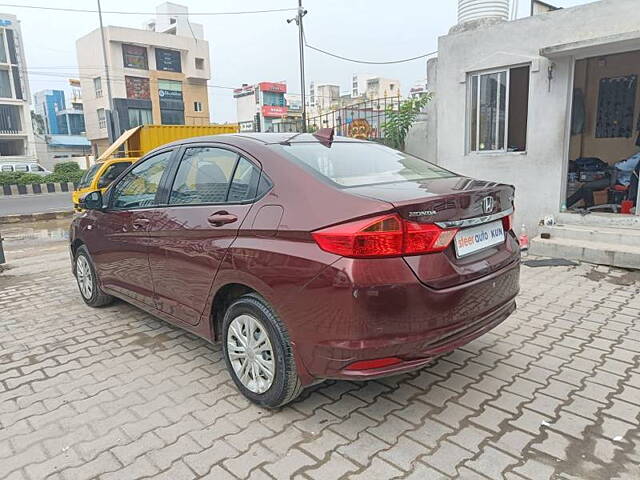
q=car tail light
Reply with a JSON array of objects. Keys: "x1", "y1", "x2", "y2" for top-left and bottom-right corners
[
  {"x1": 312, "y1": 214, "x2": 458, "y2": 258},
  {"x1": 345, "y1": 357, "x2": 402, "y2": 370},
  {"x1": 502, "y1": 213, "x2": 513, "y2": 232}
]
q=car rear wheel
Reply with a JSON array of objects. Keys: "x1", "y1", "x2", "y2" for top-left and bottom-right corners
[
  {"x1": 75, "y1": 246, "x2": 113, "y2": 307},
  {"x1": 222, "y1": 293, "x2": 302, "y2": 408}
]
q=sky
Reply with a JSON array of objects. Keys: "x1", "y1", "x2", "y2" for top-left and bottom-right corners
[{"x1": 10, "y1": 0, "x2": 595, "y2": 123}]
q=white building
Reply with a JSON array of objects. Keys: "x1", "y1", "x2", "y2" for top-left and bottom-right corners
[
  {"x1": 309, "y1": 82, "x2": 340, "y2": 112},
  {"x1": 0, "y1": 13, "x2": 36, "y2": 164},
  {"x1": 419, "y1": 0, "x2": 640, "y2": 267},
  {"x1": 351, "y1": 73, "x2": 374, "y2": 98},
  {"x1": 76, "y1": 2, "x2": 211, "y2": 156}
]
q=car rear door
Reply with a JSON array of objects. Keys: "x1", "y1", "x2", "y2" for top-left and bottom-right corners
[
  {"x1": 147, "y1": 144, "x2": 264, "y2": 325},
  {"x1": 88, "y1": 149, "x2": 174, "y2": 306}
]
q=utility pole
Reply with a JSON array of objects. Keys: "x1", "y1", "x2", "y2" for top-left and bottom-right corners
[
  {"x1": 97, "y1": 0, "x2": 118, "y2": 143},
  {"x1": 288, "y1": 2, "x2": 307, "y2": 132}
]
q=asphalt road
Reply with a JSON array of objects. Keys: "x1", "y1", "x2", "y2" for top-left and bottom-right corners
[{"x1": 0, "y1": 192, "x2": 73, "y2": 216}]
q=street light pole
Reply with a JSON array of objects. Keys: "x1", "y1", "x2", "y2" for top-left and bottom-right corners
[
  {"x1": 288, "y1": 2, "x2": 307, "y2": 132},
  {"x1": 97, "y1": 0, "x2": 119, "y2": 143}
]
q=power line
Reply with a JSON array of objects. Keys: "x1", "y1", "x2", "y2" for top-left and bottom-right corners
[
  {"x1": 304, "y1": 32, "x2": 437, "y2": 65},
  {"x1": 0, "y1": 3, "x2": 297, "y2": 16}
]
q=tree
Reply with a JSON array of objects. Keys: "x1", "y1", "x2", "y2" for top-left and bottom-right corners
[
  {"x1": 382, "y1": 93, "x2": 432, "y2": 151},
  {"x1": 31, "y1": 111, "x2": 46, "y2": 135}
]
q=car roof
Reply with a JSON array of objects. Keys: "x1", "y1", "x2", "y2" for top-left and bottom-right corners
[{"x1": 158, "y1": 132, "x2": 368, "y2": 149}]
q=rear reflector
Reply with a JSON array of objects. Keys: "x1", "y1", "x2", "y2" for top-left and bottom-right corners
[
  {"x1": 312, "y1": 214, "x2": 458, "y2": 258},
  {"x1": 502, "y1": 213, "x2": 513, "y2": 232},
  {"x1": 345, "y1": 357, "x2": 402, "y2": 370}
]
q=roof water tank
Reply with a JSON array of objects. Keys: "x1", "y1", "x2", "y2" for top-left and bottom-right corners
[{"x1": 458, "y1": 0, "x2": 510, "y2": 23}]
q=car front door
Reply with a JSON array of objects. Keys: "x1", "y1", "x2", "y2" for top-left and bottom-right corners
[
  {"x1": 89, "y1": 149, "x2": 173, "y2": 307},
  {"x1": 147, "y1": 145, "x2": 264, "y2": 325}
]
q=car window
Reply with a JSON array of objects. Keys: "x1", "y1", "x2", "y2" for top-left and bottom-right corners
[
  {"x1": 30, "y1": 165, "x2": 45, "y2": 172},
  {"x1": 77, "y1": 164, "x2": 102, "y2": 189},
  {"x1": 98, "y1": 162, "x2": 131, "y2": 188},
  {"x1": 271, "y1": 142, "x2": 455, "y2": 187},
  {"x1": 111, "y1": 151, "x2": 172, "y2": 210},
  {"x1": 169, "y1": 147, "x2": 238, "y2": 205},
  {"x1": 228, "y1": 157, "x2": 261, "y2": 202},
  {"x1": 15, "y1": 164, "x2": 28, "y2": 172},
  {"x1": 1, "y1": 165, "x2": 13, "y2": 172}
]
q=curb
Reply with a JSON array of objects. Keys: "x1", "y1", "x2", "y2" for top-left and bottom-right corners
[
  {"x1": 1, "y1": 182, "x2": 76, "y2": 196},
  {"x1": 0, "y1": 210, "x2": 75, "y2": 224}
]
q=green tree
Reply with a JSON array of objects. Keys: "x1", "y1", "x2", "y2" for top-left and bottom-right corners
[{"x1": 382, "y1": 93, "x2": 432, "y2": 151}]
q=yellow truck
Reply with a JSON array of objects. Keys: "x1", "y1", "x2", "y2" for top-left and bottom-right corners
[{"x1": 73, "y1": 124, "x2": 238, "y2": 209}]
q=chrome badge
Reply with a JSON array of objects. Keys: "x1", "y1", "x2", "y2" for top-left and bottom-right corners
[
  {"x1": 482, "y1": 196, "x2": 494, "y2": 214},
  {"x1": 408, "y1": 210, "x2": 437, "y2": 217}
]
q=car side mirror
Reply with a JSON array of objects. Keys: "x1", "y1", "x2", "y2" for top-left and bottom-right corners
[{"x1": 80, "y1": 190, "x2": 104, "y2": 210}]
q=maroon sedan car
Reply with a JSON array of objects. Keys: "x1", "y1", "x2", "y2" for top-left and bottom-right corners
[{"x1": 71, "y1": 132, "x2": 519, "y2": 408}]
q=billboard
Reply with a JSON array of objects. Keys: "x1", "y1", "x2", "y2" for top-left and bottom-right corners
[
  {"x1": 155, "y1": 48, "x2": 181, "y2": 73},
  {"x1": 262, "y1": 105, "x2": 288, "y2": 117},
  {"x1": 259, "y1": 82, "x2": 286, "y2": 93}
]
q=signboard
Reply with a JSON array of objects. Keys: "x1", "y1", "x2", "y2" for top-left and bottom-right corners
[
  {"x1": 155, "y1": 48, "x2": 181, "y2": 73},
  {"x1": 239, "y1": 121, "x2": 255, "y2": 132},
  {"x1": 158, "y1": 79, "x2": 182, "y2": 100},
  {"x1": 125, "y1": 76, "x2": 150, "y2": 99},
  {"x1": 122, "y1": 44, "x2": 148, "y2": 69},
  {"x1": 159, "y1": 89, "x2": 182, "y2": 99},
  {"x1": 259, "y1": 82, "x2": 286, "y2": 94},
  {"x1": 261, "y1": 105, "x2": 288, "y2": 117}
]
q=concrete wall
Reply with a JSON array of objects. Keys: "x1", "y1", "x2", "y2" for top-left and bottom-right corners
[{"x1": 434, "y1": 0, "x2": 640, "y2": 234}]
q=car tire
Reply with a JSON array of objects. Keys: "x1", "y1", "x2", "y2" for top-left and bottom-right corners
[
  {"x1": 75, "y1": 245, "x2": 114, "y2": 307},
  {"x1": 222, "y1": 293, "x2": 302, "y2": 408}
]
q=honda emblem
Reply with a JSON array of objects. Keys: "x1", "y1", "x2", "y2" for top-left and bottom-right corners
[{"x1": 482, "y1": 196, "x2": 494, "y2": 214}]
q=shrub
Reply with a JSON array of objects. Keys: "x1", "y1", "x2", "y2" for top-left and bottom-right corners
[
  {"x1": 53, "y1": 161, "x2": 82, "y2": 175},
  {"x1": 0, "y1": 166, "x2": 86, "y2": 186}
]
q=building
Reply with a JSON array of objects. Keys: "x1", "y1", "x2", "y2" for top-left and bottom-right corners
[
  {"x1": 0, "y1": 13, "x2": 36, "y2": 163},
  {"x1": 351, "y1": 73, "x2": 374, "y2": 98},
  {"x1": 420, "y1": 0, "x2": 640, "y2": 267},
  {"x1": 409, "y1": 78, "x2": 429, "y2": 98},
  {"x1": 364, "y1": 77, "x2": 401, "y2": 100},
  {"x1": 234, "y1": 82, "x2": 300, "y2": 133},
  {"x1": 34, "y1": 133, "x2": 91, "y2": 171},
  {"x1": 309, "y1": 82, "x2": 340, "y2": 112},
  {"x1": 33, "y1": 89, "x2": 85, "y2": 135},
  {"x1": 76, "y1": 2, "x2": 211, "y2": 155}
]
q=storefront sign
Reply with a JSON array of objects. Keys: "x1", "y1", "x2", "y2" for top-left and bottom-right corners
[
  {"x1": 261, "y1": 105, "x2": 288, "y2": 117},
  {"x1": 125, "y1": 76, "x2": 150, "y2": 99},
  {"x1": 239, "y1": 121, "x2": 255, "y2": 132},
  {"x1": 155, "y1": 48, "x2": 181, "y2": 73},
  {"x1": 259, "y1": 82, "x2": 286, "y2": 93},
  {"x1": 159, "y1": 89, "x2": 182, "y2": 99},
  {"x1": 122, "y1": 44, "x2": 148, "y2": 69}
]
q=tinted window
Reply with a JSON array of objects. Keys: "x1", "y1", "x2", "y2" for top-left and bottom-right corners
[
  {"x1": 15, "y1": 164, "x2": 28, "y2": 172},
  {"x1": 1, "y1": 164, "x2": 13, "y2": 172},
  {"x1": 98, "y1": 162, "x2": 131, "y2": 188},
  {"x1": 111, "y1": 151, "x2": 171, "y2": 209},
  {"x1": 273, "y1": 142, "x2": 454, "y2": 187},
  {"x1": 169, "y1": 147, "x2": 237, "y2": 205},
  {"x1": 228, "y1": 157, "x2": 261, "y2": 202}
]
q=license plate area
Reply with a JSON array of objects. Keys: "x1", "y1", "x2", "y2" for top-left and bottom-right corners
[{"x1": 454, "y1": 220, "x2": 505, "y2": 258}]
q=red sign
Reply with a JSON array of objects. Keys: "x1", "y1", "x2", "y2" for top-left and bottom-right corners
[
  {"x1": 259, "y1": 82, "x2": 286, "y2": 93},
  {"x1": 261, "y1": 105, "x2": 288, "y2": 117}
]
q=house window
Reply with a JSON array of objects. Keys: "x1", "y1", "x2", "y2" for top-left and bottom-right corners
[
  {"x1": 0, "y1": 69, "x2": 11, "y2": 98},
  {"x1": 94, "y1": 77, "x2": 102, "y2": 98},
  {"x1": 468, "y1": 65, "x2": 530, "y2": 153},
  {"x1": 0, "y1": 31, "x2": 6, "y2": 63},
  {"x1": 194, "y1": 101, "x2": 202, "y2": 112},
  {"x1": 122, "y1": 44, "x2": 148, "y2": 69},
  {"x1": 195, "y1": 57, "x2": 205, "y2": 70},
  {"x1": 128, "y1": 108, "x2": 153, "y2": 127},
  {"x1": 97, "y1": 108, "x2": 106, "y2": 129}
]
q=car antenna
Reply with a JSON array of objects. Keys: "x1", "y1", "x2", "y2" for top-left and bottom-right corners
[
  {"x1": 279, "y1": 131, "x2": 306, "y2": 145},
  {"x1": 312, "y1": 127, "x2": 334, "y2": 146}
]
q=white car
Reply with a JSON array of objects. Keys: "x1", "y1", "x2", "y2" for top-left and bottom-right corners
[{"x1": 0, "y1": 163, "x2": 51, "y2": 175}]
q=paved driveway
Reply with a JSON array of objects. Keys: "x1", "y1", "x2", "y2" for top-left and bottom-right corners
[{"x1": 1, "y1": 229, "x2": 639, "y2": 480}]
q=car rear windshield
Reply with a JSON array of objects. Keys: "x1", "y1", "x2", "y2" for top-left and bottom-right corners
[
  {"x1": 272, "y1": 142, "x2": 454, "y2": 187},
  {"x1": 77, "y1": 164, "x2": 101, "y2": 189}
]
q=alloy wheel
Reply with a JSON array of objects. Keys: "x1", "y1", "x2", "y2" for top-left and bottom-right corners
[
  {"x1": 76, "y1": 255, "x2": 93, "y2": 300},
  {"x1": 227, "y1": 314, "x2": 275, "y2": 394}
]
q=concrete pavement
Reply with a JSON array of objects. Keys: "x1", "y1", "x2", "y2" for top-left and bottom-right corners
[
  {"x1": 0, "y1": 192, "x2": 72, "y2": 216},
  {"x1": 0, "y1": 222, "x2": 639, "y2": 480}
]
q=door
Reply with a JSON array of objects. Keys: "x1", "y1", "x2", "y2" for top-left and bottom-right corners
[
  {"x1": 90, "y1": 150, "x2": 173, "y2": 306},
  {"x1": 147, "y1": 145, "x2": 263, "y2": 325}
]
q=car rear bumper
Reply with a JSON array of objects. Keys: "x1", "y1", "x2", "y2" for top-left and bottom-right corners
[{"x1": 288, "y1": 255, "x2": 520, "y2": 384}]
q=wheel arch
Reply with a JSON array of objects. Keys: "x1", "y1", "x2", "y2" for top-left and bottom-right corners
[{"x1": 210, "y1": 283, "x2": 256, "y2": 341}]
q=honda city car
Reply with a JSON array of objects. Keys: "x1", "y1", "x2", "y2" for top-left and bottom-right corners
[{"x1": 70, "y1": 131, "x2": 520, "y2": 408}]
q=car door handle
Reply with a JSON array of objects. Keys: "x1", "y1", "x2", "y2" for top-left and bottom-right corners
[
  {"x1": 132, "y1": 218, "x2": 150, "y2": 230},
  {"x1": 207, "y1": 211, "x2": 238, "y2": 227}
]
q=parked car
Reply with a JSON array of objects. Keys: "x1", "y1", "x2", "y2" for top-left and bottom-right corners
[
  {"x1": 69, "y1": 132, "x2": 520, "y2": 408},
  {"x1": 0, "y1": 162, "x2": 51, "y2": 175},
  {"x1": 72, "y1": 159, "x2": 133, "y2": 210}
]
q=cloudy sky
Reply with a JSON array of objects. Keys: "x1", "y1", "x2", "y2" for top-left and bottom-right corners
[{"x1": 11, "y1": 0, "x2": 594, "y2": 123}]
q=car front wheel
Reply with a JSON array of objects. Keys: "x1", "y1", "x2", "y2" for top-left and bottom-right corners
[
  {"x1": 222, "y1": 293, "x2": 302, "y2": 408},
  {"x1": 75, "y1": 245, "x2": 113, "y2": 307}
]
